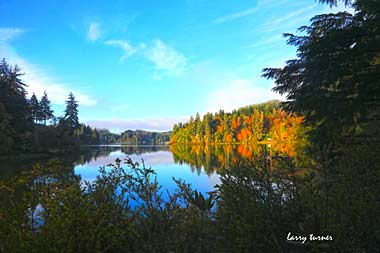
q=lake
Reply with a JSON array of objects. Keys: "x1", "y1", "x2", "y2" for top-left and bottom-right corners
[
  {"x1": 0, "y1": 142, "x2": 298, "y2": 198},
  {"x1": 74, "y1": 145, "x2": 221, "y2": 196},
  {"x1": 0, "y1": 142, "x2": 304, "y2": 233}
]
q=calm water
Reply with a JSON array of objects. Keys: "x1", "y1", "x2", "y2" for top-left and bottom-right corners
[
  {"x1": 0, "y1": 143, "x2": 299, "y2": 225},
  {"x1": 74, "y1": 145, "x2": 221, "y2": 196},
  {"x1": 0, "y1": 143, "x2": 292, "y2": 196}
]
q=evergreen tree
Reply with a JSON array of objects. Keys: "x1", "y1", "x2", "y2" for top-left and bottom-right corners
[
  {"x1": 262, "y1": 0, "x2": 380, "y2": 144},
  {"x1": 203, "y1": 113, "x2": 213, "y2": 143},
  {"x1": 0, "y1": 58, "x2": 31, "y2": 152},
  {"x1": 188, "y1": 116, "x2": 196, "y2": 140},
  {"x1": 40, "y1": 91, "x2": 54, "y2": 125},
  {"x1": 0, "y1": 103, "x2": 14, "y2": 153},
  {"x1": 29, "y1": 93, "x2": 39, "y2": 123},
  {"x1": 63, "y1": 92, "x2": 79, "y2": 130}
]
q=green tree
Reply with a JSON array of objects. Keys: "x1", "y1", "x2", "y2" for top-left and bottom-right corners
[
  {"x1": 188, "y1": 116, "x2": 196, "y2": 141},
  {"x1": 262, "y1": 1, "x2": 380, "y2": 251},
  {"x1": 63, "y1": 92, "x2": 79, "y2": 130},
  {"x1": 203, "y1": 113, "x2": 213, "y2": 143},
  {"x1": 40, "y1": 91, "x2": 54, "y2": 125},
  {"x1": 0, "y1": 103, "x2": 14, "y2": 153},
  {"x1": 262, "y1": 0, "x2": 380, "y2": 144},
  {"x1": 29, "y1": 93, "x2": 39, "y2": 123},
  {"x1": 0, "y1": 58, "x2": 32, "y2": 152}
]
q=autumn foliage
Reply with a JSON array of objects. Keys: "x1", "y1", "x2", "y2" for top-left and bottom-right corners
[{"x1": 170, "y1": 101, "x2": 305, "y2": 149}]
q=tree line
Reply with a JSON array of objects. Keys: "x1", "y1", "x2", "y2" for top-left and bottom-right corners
[
  {"x1": 120, "y1": 130, "x2": 171, "y2": 145},
  {"x1": 0, "y1": 59, "x2": 117, "y2": 155},
  {"x1": 170, "y1": 100, "x2": 306, "y2": 151}
]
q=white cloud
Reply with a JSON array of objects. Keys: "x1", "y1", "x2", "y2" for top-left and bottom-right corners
[
  {"x1": 85, "y1": 116, "x2": 188, "y2": 133},
  {"x1": 0, "y1": 28, "x2": 24, "y2": 42},
  {"x1": 0, "y1": 42, "x2": 96, "y2": 106},
  {"x1": 212, "y1": 0, "x2": 292, "y2": 25},
  {"x1": 144, "y1": 39, "x2": 187, "y2": 77},
  {"x1": 212, "y1": 7, "x2": 258, "y2": 24},
  {"x1": 247, "y1": 34, "x2": 284, "y2": 48},
  {"x1": 104, "y1": 38, "x2": 187, "y2": 78},
  {"x1": 206, "y1": 79, "x2": 284, "y2": 113},
  {"x1": 261, "y1": 4, "x2": 317, "y2": 30},
  {"x1": 105, "y1": 40, "x2": 144, "y2": 61},
  {"x1": 87, "y1": 22, "x2": 101, "y2": 41}
]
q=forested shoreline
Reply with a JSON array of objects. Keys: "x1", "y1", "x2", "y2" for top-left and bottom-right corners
[
  {"x1": 0, "y1": 60, "x2": 171, "y2": 156},
  {"x1": 170, "y1": 101, "x2": 306, "y2": 150},
  {"x1": 119, "y1": 130, "x2": 171, "y2": 145},
  {"x1": 0, "y1": 59, "x2": 119, "y2": 155}
]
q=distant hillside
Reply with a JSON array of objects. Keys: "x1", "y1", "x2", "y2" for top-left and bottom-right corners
[
  {"x1": 95, "y1": 129, "x2": 121, "y2": 144},
  {"x1": 120, "y1": 130, "x2": 171, "y2": 145}
]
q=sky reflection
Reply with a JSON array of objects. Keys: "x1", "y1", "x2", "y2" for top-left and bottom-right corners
[{"x1": 74, "y1": 146, "x2": 220, "y2": 196}]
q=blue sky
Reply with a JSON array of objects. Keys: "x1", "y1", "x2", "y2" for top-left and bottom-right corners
[{"x1": 0, "y1": 0, "x2": 349, "y2": 132}]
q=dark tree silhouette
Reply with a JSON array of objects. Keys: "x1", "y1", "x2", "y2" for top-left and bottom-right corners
[
  {"x1": 63, "y1": 92, "x2": 79, "y2": 130},
  {"x1": 0, "y1": 58, "x2": 32, "y2": 151},
  {"x1": 262, "y1": 0, "x2": 380, "y2": 143},
  {"x1": 29, "y1": 93, "x2": 39, "y2": 123},
  {"x1": 0, "y1": 58, "x2": 114, "y2": 154},
  {"x1": 40, "y1": 91, "x2": 54, "y2": 125}
]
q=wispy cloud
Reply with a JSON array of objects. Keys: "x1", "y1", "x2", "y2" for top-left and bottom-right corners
[
  {"x1": 0, "y1": 27, "x2": 24, "y2": 42},
  {"x1": 144, "y1": 39, "x2": 188, "y2": 77},
  {"x1": 104, "y1": 37, "x2": 187, "y2": 78},
  {"x1": 247, "y1": 2, "x2": 353, "y2": 50},
  {"x1": 247, "y1": 34, "x2": 284, "y2": 48},
  {"x1": 269, "y1": 5, "x2": 315, "y2": 27},
  {"x1": 212, "y1": 7, "x2": 258, "y2": 24},
  {"x1": 105, "y1": 40, "x2": 144, "y2": 61},
  {"x1": 206, "y1": 79, "x2": 284, "y2": 113},
  {"x1": 85, "y1": 116, "x2": 188, "y2": 133},
  {"x1": 0, "y1": 38, "x2": 96, "y2": 106},
  {"x1": 212, "y1": 0, "x2": 292, "y2": 25},
  {"x1": 259, "y1": 4, "x2": 318, "y2": 33},
  {"x1": 323, "y1": 2, "x2": 355, "y2": 14},
  {"x1": 87, "y1": 22, "x2": 101, "y2": 41}
]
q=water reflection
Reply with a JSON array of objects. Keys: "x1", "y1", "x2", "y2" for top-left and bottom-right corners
[
  {"x1": 1, "y1": 143, "x2": 306, "y2": 196},
  {"x1": 0, "y1": 143, "x2": 307, "y2": 251},
  {"x1": 73, "y1": 143, "x2": 307, "y2": 196},
  {"x1": 169, "y1": 142, "x2": 306, "y2": 174},
  {"x1": 74, "y1": 145, "x2": 219, "y2": 196}
]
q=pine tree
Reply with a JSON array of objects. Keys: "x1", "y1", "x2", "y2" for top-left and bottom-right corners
[
  {"x1": 63, "y1": 92, "x2": 79, "y2": 130},
  {"x1": 203, "y1": 113, "x2": 213, "y2": 143},
  {"x1": 262, "y1": 0, "x2": 380, "y2": 144},
  {"x1": 0, "y1": 59, "x2": 29, "y2": 128},
  {"x1": 0, "y1": 103, "x2": 14, "y2": 153},
  {"x1": 0, "y1": 58, "x2": 32, "y2": 152},
  {"x1": 29, "y1": 93, "x2": 39, "y2": 123},
  {"x1": 40, "y1": 91, "x2": 54, "y2": 125}
]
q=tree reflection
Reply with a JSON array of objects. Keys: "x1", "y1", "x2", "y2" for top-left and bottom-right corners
[
  {"x1": 170, "y1": 141, "x2": 309, "y2": 175},
  {"x1": 120, "y1": 145, "x2": 170, "y2": 155}
]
